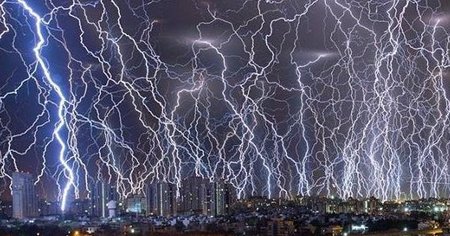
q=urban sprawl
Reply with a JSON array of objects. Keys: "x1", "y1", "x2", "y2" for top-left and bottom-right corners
[{"x1": 2, "y1": 172, "x2": 450, "y2": 235}]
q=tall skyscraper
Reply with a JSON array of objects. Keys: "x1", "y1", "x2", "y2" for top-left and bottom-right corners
[
  {"x1": 214, "y1": 181, "x2": 236, "y2": 215},
  {"x1": 145, "y1": 182, "x2": 176, "y2": 216},
  {"x1": 12, "y1": 172, "x2": 38, "y2": 219},
  {"x1": 90, "y1": 181, "x2": 119, "y2": 218},
  {"x1": 201, "y1": 181, "x2": 214, "y2": 216},
  {"x1": 179, "y1": 177, "x2": 236, "y2": 216},
  {"x1": 179, "y1": 176, "x2": 204, "y2": 215},
  {"x1": 202, "y1": 180, "x2": 236, "y2": 216}
]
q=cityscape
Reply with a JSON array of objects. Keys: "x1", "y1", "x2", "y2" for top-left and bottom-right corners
[
  {"x1": 3, "y1": 172, "x2": 450, "y2": 235},
  {"x1": 0, "y1": 0, "x2": 450, "y2": 235}
]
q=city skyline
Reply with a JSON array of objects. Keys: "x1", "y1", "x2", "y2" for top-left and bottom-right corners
[
  {"x1": 4, "y1": 172, "x2": 236, "y2": 219},
  {"x1": 0, "y1": 0, "x2": 450, "y2": 211}
]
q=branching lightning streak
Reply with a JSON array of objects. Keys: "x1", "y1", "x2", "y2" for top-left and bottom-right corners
[
  {"x1": 14, "y1": 0, "x2": 73, "y2": 211},
  {"x1": 0, "y1": 0, "x2": 449, "y2": 207}
]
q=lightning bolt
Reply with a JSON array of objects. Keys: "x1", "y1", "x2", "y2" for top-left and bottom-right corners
[
  {"x1": 0, "y1": 0, "x2": 449, "y2": 208},
  {"x1": 14, "y1": 0, "x2": 73, "y2": 211}
]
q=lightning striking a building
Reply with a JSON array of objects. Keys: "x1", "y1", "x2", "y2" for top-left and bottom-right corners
[{"x1": 0, "y1": 0, "x2": 449, "y2": 209}]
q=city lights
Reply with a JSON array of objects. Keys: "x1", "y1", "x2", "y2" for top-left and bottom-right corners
[{"x1": 0, "y1": 2, "x2": 449, "y2": 234}]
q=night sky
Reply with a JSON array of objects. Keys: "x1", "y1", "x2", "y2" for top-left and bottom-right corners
[{"x1": 0, "y1": 0, "x2": 449, "y2": 202}]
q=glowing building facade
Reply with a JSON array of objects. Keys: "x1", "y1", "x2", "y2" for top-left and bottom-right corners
[{"x1": 12, "y1": 172, "x2": 38, "y2": 219}]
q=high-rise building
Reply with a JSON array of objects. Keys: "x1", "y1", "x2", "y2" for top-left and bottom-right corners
[
  {"x1": 38, "y1": 200, "x2": 60, "y2": 216},
  {"x1": 0, "y1": 200, "x2": 13, "y2": 218},
  {"x1": 145, "y1": 182, "x2": 176, "y2": 216},
  {"x1": 217, "y1": 181, "x2": 236, "y2": 215},
  {"x1": 90, "y1": 181, "x2": 119, "y2": 218},
  {"x1": 201, "y1": 181, "x2": 214, "y2": 216},
  {"x1": 12, "y1": 172, "x2": 38, "y2": 219},
  {"x1": 179, "y1": 176, "x2": 236, "y2": 216},
  {"x1": 179, "y1": 176, "x2": 204, "y2": 215},
  {"x1": 202, "y1": 180, "x2": 235, "y2": 216},
  {"x1": 68, "y1": 199, "x2": 90, "y2": 216}
]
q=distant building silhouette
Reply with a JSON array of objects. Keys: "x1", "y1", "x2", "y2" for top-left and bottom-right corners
[
  {"x1": 38, "y1": 200, "x2": 60, "y2": 216},
  {"x1": 90, "y1": 181, "x2": 119, "y2": 218},
  {"x1": 125, "y1": 194, "x2": 146, "y2": 215},
  {"x1": 0, "y1": 200, "x2": 12, "y2": 218},
  {"x1": 179, "y1": 177, "x2": 236, "y2": 216},
  {"x1": 202, "y1": 180, "x2": 236, "y2": 216},
  {"x1": 145, "y1": 182, "x2": 177, "y2": 216},
  {"x1": 68, "y1": 199, "x2": 90, "y2": 216},
  {"x1": 89, "y1": 177, "x2": 236, "y2": 218},
  {"x1": 12, "y1": 172, "x2": 38, "y2": 219},
  {"x1": 179, "y1": 176, "x2": 205, "y2": 215}
]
